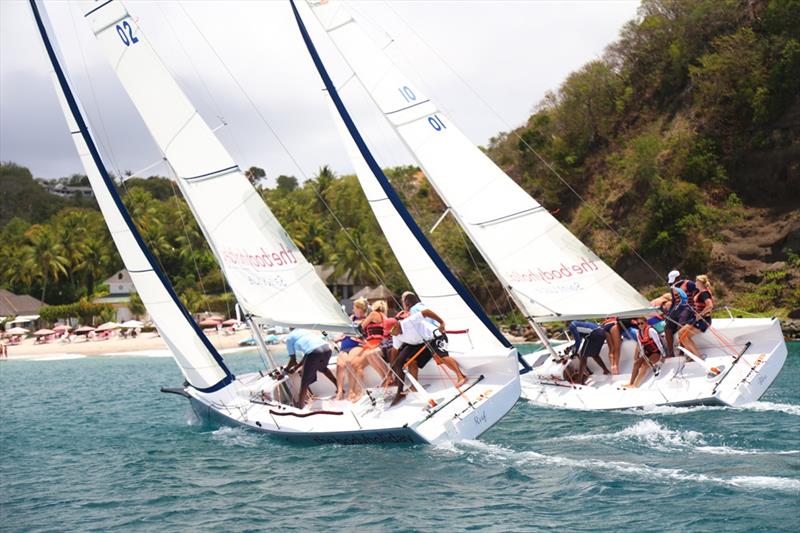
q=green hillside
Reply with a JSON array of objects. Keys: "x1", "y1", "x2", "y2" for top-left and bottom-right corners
[{"x1": 484, "y1": 0, "x2": 799, "y2": 317}]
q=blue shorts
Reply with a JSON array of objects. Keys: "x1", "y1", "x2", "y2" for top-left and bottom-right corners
[{"x1": 692, "y1": 316, "x2": 712, "y2": 332}]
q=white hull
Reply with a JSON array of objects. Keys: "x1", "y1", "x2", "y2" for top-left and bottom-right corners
[
  {"x1": 519, "y1": 318, "x2": 787, "y2": 410},
  {"x1": 175, "y1": 348, "x2": 521, "y2": 445}
]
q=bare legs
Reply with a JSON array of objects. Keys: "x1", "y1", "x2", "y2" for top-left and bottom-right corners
[
  {"x1": 335, "y1": 348, "x2": 362, "y2": 400},
  {"x1": 678, "y1": 325, "x2": 702, "y2": 359},
  {"x1": 607, "y1": 326, "x2": 622, "y2": 374},
  {"x1": 623, "y1": 353, "x2": 660, "y2": 388}
]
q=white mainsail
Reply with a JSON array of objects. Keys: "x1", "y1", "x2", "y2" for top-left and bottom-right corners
[
  {"x1": 81, "y1": 0, "x2": 352, "y2": 331},
  {"x1": 302, "y1": 0, "x2": 652, "y2": 322},
  {"x1": 31, "y1": 0, "x2": 231, "y2": 391}
]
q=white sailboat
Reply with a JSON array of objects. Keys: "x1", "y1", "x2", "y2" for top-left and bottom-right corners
[
  {"x1": 296, "y1": 0, "x2": 788, "y2": 410},
  {"x1": 31, "y1": 0, "x2": 519, "y2": 444}
]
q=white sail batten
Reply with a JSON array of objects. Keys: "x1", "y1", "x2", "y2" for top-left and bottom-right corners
[
  {"x1": 304, "y1": 0, "x2": 652, "y2": 321},
  {"x1": 82, "y1": 0, "x2": 352, "y2": 331},
  {"x1": 32, "y1": 0, "x2": 231, "y2": 391}
]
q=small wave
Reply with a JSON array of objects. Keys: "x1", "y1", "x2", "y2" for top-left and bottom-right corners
[
  {"x1": 739, "y1": 401, "x2": 800, "y2": 416},
  {"x1": 562, "y1": 419, "x2": 703, "y2": 451},
  {"x1": 460, "y1": 440, "x2": 800, "y2": 492},
  {"x1": 209, "y1": 426, "x2": 260, "y2": 448},
  {"x1": 695, "y1": 445, "x2": 800, "y2": 456},
  {"x1": 562, "y1": 420, "x2": 795, "y2": 456},
  {"x1": 626, "y1": 404, "x2": 726, "y2": 416}
]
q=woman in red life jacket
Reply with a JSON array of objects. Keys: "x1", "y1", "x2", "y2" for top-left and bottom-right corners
[
  {"x1": 345, "y1": 299, "x2": 391, "y2": 401},
  {"x1": 623, "y1": 318, "x2": 666, "y2": 388},
  {"x1": 678, "y1": 274, "x2": 715, "y2": 361}
]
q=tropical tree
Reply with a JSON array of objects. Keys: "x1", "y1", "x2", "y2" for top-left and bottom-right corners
[{"x1": 24, "y1": 224, "x2": 70, "y2": 302}]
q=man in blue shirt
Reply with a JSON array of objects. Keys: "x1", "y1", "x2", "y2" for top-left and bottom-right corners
[{"x1": 284, "y1": 329, "x2": 337, "y2": 408}]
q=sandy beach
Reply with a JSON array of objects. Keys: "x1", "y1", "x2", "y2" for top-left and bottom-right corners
[{"x1": 3, "y1": 329, "x2": 259, "y2": 361}]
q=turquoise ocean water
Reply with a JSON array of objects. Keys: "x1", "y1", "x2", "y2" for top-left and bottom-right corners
[{"x1": 1, "y1": 343, "x2": 798, "y2": 532}]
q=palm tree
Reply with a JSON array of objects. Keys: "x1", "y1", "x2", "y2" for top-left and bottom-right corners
[
  {"x1": 76, "y1": 233, "x2": 114, "y2": 297},
  {"x1": 25, "y1": 224, "x2": 69, "y2": 302}
]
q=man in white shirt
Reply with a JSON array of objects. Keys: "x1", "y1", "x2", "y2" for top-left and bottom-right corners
[{"x1": 388, "y1": 307, "x2": 467, "y2": 405}]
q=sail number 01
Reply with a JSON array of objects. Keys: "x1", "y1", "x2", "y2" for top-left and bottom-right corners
[
  {"x1": 116, "y1": 21, "x2": 139, "y2": 47},
  {"x1": 428, "y1": 115, "x2": 446, "y2": 131}
]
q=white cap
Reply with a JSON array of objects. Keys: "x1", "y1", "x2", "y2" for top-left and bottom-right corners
[{"x1": 667, "y1": 270, "x2": 680, "y2": 284}]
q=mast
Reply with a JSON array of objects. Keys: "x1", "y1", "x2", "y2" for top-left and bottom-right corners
[{"x1": 30, "y1": 0, "x2": 233, "y2": 391}]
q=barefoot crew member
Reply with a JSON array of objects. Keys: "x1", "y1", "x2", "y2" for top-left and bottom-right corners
[{"x1": 285, "y1": 328, "x2": 338, "y2": 408}]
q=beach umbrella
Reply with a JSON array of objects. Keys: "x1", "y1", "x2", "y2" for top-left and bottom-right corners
[
  {"x1": 74, "y1": 325, "x2": 95, "y2": 335},
  {"x1": 222, "y1": 318, "x2": 240, "y2": 326},
  {"x1": 34, "y1": 328, "x2": 56, "y2": 336},
  {"x1": 96, "y1": 321, "x2": 121, "y2": 332},
  {"x1": 53, "y1": 324, "x2": 71, "y2": 332},
  {"x1": 6, "y1": 327, "x2": 29, "y2": 335},
  {"x1": 120, "y1": 320, "x2": 144, "y2": 329},
  {"x1": 199, "y1": 317, "x2": 222, "y2": 327}
]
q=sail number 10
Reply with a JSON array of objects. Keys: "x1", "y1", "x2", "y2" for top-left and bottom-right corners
[
  {"x1": 397, "y1": 86, "x2": 445, "y2": 131},
  {"x1": 116, "y1": 21, "x2": 139, "y2": 47}
]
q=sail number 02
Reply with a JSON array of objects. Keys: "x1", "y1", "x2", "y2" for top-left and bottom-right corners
[{"x1": 116, "y1": 21, "x2": 139, "y2": 47}]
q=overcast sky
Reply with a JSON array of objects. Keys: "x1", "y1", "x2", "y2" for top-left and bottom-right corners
[{"x1": 0, "y1": 0, "x2": 639, "y2": 183}]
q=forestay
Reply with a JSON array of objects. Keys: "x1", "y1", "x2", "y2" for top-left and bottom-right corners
[
  {"x1": 82, "y1": 0, "x2": 352, "y2": 331},
  {"x1": 303, "y1": 0, "x2": 652, "y2": 322},
  {"x1": 32, "y1": 0, "x2": 232, "y2": 391}
]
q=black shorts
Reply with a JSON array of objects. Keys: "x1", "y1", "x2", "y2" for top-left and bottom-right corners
[
  {"x1": 580, "y1": 329, "x2": 606, "y2": 358},
  {"x1": 665, "y1": 306, "x2": 692, "y2": 332},
  {"x1": 300, "y1": 346, "x2": 332, "y2": 389},
  {"x1": 692, "y1": 316, "x2": 712, "y2": 332}
]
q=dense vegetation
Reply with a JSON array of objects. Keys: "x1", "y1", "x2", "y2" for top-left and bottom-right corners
[
  {"x1": 485, "y1": 0, "x2": 799, "y2": 316},
  {"x1": 1, "y1": 0, "x2": 797, "y2": 323}
]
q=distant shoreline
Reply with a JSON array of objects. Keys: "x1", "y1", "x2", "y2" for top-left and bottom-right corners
[{"x1": 3, "y1": 329, "x2": 261, "y2": 361}]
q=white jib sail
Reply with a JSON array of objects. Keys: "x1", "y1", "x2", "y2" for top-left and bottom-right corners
[
  {"x1": 324, "y1": 97, "x2": 506, "y2": 355},
  {"x1": 82, "y1": 0, "x2": 352, "y2": 331},
  {"x1": 33, "y1": 0, "x2": 230, "y2": 390},
  {"x1": 304, "y1": 0, "x2": 652, "y2": 322}
]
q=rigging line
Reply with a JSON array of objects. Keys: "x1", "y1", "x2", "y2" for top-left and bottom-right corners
[
  {"x1": 155, "y1": 2, "x2": 248, "y2": 164},
  {"x1": 65, "y1": 2, "x2": 123, "y2": 181},
  {"x1": 163, "y1": 163, "x2": 215, "y2": 317},
  {"x1": 352, "y1": 0, "x2": 456, "y2": 119},
  {"x1": 177, "y1": 2, "x2": 407, "y2": 313},
  {"x1": 450, "y1": 214, "x2": 510, "y2": 317},
  {"x1": 381, "y1": 0, "x2": 664, "y2": 285},
  {"x1": 66, "y1": 1, "x2": 172, "y2": 279}
]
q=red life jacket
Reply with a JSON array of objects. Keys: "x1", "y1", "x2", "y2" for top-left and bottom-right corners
[
  {"x1": 637, "y1": 325, "x2": 660, "y2": 357},
  {"x1": 365, "y1": 312, "x2": 385, "y2": 341},
  {"x1": 693, "y1": 290, "x2": 712, "y2": 315}
]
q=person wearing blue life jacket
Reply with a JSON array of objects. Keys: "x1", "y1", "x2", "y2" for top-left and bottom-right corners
[
  {"x1": 567, "y1": 321, "x2": 600, "y2": 356},
  {"x1": 571, "y1": 322, "x2": 612, "y2": 384},
  {"x1": 285, "y1": 328, "x2": 337, "y2": 408}
]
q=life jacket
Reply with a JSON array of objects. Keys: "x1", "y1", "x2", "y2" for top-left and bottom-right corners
[
  {"x1": 382, "y1": 318, "x2": 398, "y2": 339},
  {"x1": 637, "y1": 325, "x2": 660, "y2": 357},
  {"x1": 365, "y1": 312, "x2": 385, "y2": 341},
  {"x1": 679, "y1": 279, "x2": 698, "y2": 300},
  {"x1": 692, "y1": 290, "x2": 712, "y2": 315},
  {"x1": 601, "y1": 317, "x2": 617, "y2": 331}
]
